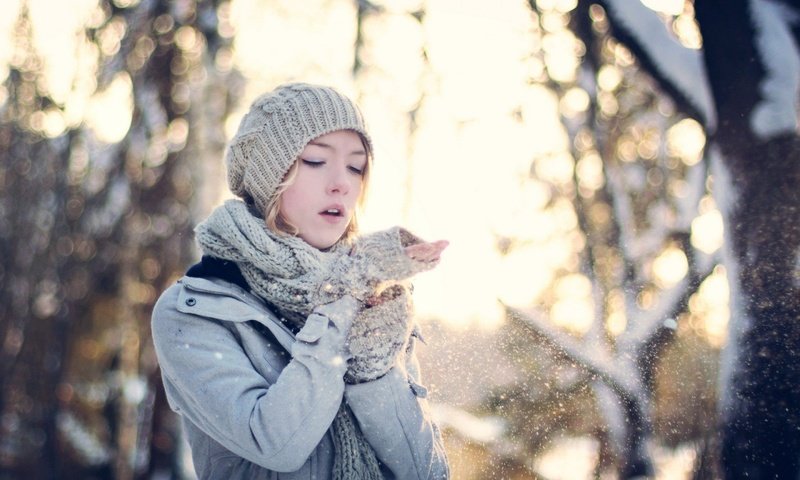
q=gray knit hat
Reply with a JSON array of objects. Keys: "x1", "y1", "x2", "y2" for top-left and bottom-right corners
[{"x1": 226, "y1": 83, "x2": 373, "y2": 215}]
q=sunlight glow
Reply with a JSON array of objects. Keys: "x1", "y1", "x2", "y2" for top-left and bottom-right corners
[
  {"x1": 3, "y1": 0, "x2": 729, "y2": 338},
  {"x1": 0, "y1": 1, "x2": 21, "y2": 80},
  {"x1": 576, "y1": 151, "x2": 604, "y2": 191},
  {"x1": 551, "y1": 274, "x2": 594, "y2": 332},
  {"x1": 598, "y1": 64, "x2": 622, "y2": 91},
  {"x1": 691, "y1": 195, "x2": 723, "y2": 254},
  {"x1": 28, "y1": 0, "x2": 98, "y2": 103},
  {"x1": 85, "y1": 72, "x2": 133, "y2": 143},
  {"x1": 536, "y1": 0, "x2": 579, "y2": 14},
  {"x1": 653, "y1": 442, "x2": 699, "y2": 479},
  {"x1": 561, "y1": 87, "x2": 590, "y2": 117},
  {"x1": 667, "y1": 118, "x2": 706, "y2": 165},
  {"x1": 360, "y1": 14, "x2": 425, "y2": 111},
  {"x1": 28, "y1": 108, "x2": 66, "y2": 138},
  {"x1": 607, "y1": 311, "x2": 627, "y2": 336},
  {"x1": 653, "y1": 245, "x2": 688, "y2": 288},
  {"x1": 230, "y1": 0, "x2": 357, "y2": 86},
  {"x1": 535, "y1": 436, "x2": 598, "y2": 479},
  {"x1": 535, "y1": 152, "x2": 575, "y2": 185},
  {"x1": 690, "y1": 266, "x2": 730, "y2": 347},
  {"x1": 543, "y1": 30, "x2": 580, "y2": 82},
  {"x1": 691, "y1": 209, "x2": 723, "y2": 254},
  {"x1": 606, "y1": 289, "x2": 627, "y2": 336},
  {"x1": 353, "y1": 2, "x2": 569, "y2": 329}
]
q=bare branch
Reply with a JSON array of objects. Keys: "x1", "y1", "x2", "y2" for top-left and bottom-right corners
[
  {"x1": 598, "y1": 0, "x2": 716, "y2": 129},
  {"x1": 503, "y1": 303, "x2": 643, "y2": 399}
]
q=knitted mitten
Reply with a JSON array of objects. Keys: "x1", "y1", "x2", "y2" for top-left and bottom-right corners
[
  {"x1": 315, "y1": 227, "x2": 435, "y2": 305},
  {"x1": 344, "y1": 284, "x2": 414, "y2": 383}
]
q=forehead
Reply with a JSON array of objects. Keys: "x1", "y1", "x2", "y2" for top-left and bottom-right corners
[{"x1": 306, "y1": 130, "x2": 366, "y2": 150}]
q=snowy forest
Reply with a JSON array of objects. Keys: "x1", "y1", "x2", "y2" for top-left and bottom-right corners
[{"x1": 1, "y1": 0, "x2": 798, "y2": 478}]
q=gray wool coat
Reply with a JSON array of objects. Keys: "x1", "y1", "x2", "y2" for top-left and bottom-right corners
[{"x1": 151, "y1": 275, "x2": 449, "y2": 479}]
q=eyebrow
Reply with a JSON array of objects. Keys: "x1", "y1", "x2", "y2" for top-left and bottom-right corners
[{"x1": 308, "y1": 140, "x2": 367, "y2": 156}]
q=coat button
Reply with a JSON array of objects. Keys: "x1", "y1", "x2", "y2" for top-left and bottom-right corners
[{"x1": 185, "y1": 297, "x2": 197, "y2": 307}]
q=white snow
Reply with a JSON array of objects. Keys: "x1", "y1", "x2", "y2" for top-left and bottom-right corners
[
  {"x1": 604, "y1": 157, "x2": 701, "y2": 352},
  {"x1": 749, "y1": 0, "x2": 800, "y2": 139},
  {"x1": 123, "y1": 376, "x2": 148, "y2": 404},
  {"x1": 603, "y1": 0, "x2": 717, "y2": 129},
  {"x1": 619, "y1": 275, "x2": 688, "y2": 350},
  {"x1": 534, "y1": 435, "x2": 599, "y2": 480},
  {"x1": 676, "y1": 160, "x2": 707, "y2": 230},
  {"x1": 504, "y1": 304, "x2": 644, "y2": 397},
  {"x1": 795, "y1": 249, "x2": 800, "y2": 288},
  {"x1": 605, "y1": 162, "x2": 638, "y2": 257},
  {"x1": 709, "y1": 147, "x2": 749, "y2": 417},
  {"x1": 430, "y1": 403, "x2": 506, "y2": 444},
  {"x1": 593, "y1": 381, "x2": 628, "y2": 458},
  {"x1": 57, "y1": 411, "x2": 112, "y2": 465}
]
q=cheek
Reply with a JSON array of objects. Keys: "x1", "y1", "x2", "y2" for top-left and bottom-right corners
[
  {"x1": 278, "y1": 186, "x2": 303, "y2": 219},
  {"x1": 350, "y1": 177, "x2": 364, "y2": 199}
]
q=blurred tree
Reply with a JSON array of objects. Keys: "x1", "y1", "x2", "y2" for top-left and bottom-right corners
[
  {"x1": 692, "y1": 2, "x2": 800, "y2": 477},
  {"x1": 500, "y1": 0, "x2": 799, "y2": 478},
  {"x1": 0, "y1": 0, "x2": 240, "y2": 478},
  {"x1": 492, "y1": 0, "x2": 716, "y2": 476}
]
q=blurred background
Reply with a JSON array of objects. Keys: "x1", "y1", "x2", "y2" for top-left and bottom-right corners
[{"x1": 2, "y1": 0, "x2": 798, "y2": 479}]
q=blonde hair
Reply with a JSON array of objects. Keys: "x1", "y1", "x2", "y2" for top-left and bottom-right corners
[{"x1": 264, "y1": 131, "x2": 372, "y2": 242}]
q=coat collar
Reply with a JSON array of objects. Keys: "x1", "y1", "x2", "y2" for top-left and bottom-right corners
[{"x1": 177, "y1": 275, "x2": 296, "y2": 352}]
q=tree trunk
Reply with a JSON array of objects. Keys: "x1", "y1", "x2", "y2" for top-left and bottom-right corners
[
  {"x1": 696, "y1": 1, "x2": 800, "y2": 477},
  {"x1": 0, "y1": 1, "x2": 238, "y2": 477}
]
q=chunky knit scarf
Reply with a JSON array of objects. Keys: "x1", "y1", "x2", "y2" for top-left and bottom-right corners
[{"x1": 195, "y1": 200, "x2": 432, "y2": 479}]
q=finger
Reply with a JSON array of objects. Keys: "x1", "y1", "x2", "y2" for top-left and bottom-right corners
[
  {"x1": 429, "y1": 240, "x2": 449, "y2": 255},
  {"x1": 404, "y1": 243, "x2": 430, "y2": 260},
  {"x1": 408, "y1": 247, "x2": 436, "y2": 262},
  {"x1": 417, "y1": 241, "x2": 448, "y2": 261},
  {"x1": 417, "y1": 251, "x2": 442, "y2": 263},
  {"x1": 406, "y1": 240, "x2": 448, "y2": 255}
]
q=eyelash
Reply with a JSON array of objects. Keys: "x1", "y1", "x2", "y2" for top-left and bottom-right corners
[{"x1": 301, "y1": 159, "x2": 365, "y2": 176}]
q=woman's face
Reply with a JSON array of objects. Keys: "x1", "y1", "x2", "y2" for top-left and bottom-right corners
[{"x1": 279, "y1": 130, "x2": 367, "y2": 249}]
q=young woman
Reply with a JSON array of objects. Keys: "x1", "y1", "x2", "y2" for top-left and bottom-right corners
[{"x1": 151, "y1": 83, "x2": 450, "y2": 479}]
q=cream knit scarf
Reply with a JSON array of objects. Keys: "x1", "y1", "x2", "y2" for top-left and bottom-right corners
[
  {"x1": 195, "y1": 200, "x2": 429, "y2": 479},
  {"x1": 194, "y1": 200, "x2": 349, "y2": 328}
]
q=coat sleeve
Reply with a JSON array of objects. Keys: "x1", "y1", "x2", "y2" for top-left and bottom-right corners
[
  {"x1": 151, "y1": 283, "x2": 357, "y2": 473},
  {"x1": 344, "y1": 332, "x2": 450, "y2": 479}
]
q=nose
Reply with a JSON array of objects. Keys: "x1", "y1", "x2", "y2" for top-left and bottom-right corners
[{"x1": 327, "y1": 166, "x2": 350, "y2": 195}]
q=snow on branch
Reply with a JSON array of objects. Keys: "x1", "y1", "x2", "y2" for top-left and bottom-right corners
[
  {"x1": 675, "y1": 159, "x2": 707, "y2": 231},
  {"x1": 600, "y1": 0, "x2": 716, "y2": 130},
  {"x1": 749, "y1": 0, "x2": 800, "y2": 138},
  {"x1": 620, "y1": 245, "x2": 718, "y2": 356},
  {"x1": 604, "y1": 161, "x2": 638, "y2": 259},
  {"x1": 604, "y1": 153, "x2": 715, "y2": 354},
  {"x1": 57, "y1": 411, "x2": 112, "y2": 466},
  {"x1": 503, "y1": 303, "x2": 643, "y2": 399},
  {"x1": 618, "y1": 276, "x2": 687, "y2": 351}
]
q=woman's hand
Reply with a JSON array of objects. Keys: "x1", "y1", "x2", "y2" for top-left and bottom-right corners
[
  {"x1": 362, "y1": 240, "x2": 448, "y2": 307},
  {"x1": 404, "y1": 239, "x2": 449, "y2": 264}
]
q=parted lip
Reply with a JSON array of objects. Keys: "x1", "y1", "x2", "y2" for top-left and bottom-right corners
[{"x1": 319, "y1": 203, "x2": 346, "y2": 217}]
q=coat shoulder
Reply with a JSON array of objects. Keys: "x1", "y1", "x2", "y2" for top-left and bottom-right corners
[
  {"x1": 152, "y1": 276, "x2": 271, "y2": 325},
  {"x1": 151, "y1": 276, "x2": 295, "y2": 357}
]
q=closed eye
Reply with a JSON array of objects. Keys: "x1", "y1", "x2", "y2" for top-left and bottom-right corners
[
  {"x1": 301, "y1": 159, "x2": 325, "y2": 167},
  {"x1": 348, "y1": 165, "x2": 365, "y2": 175}
]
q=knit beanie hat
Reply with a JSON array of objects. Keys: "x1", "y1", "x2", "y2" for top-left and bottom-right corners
[{"x1": 226, "y1": 83, "x2": 373, "y2": 216}]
